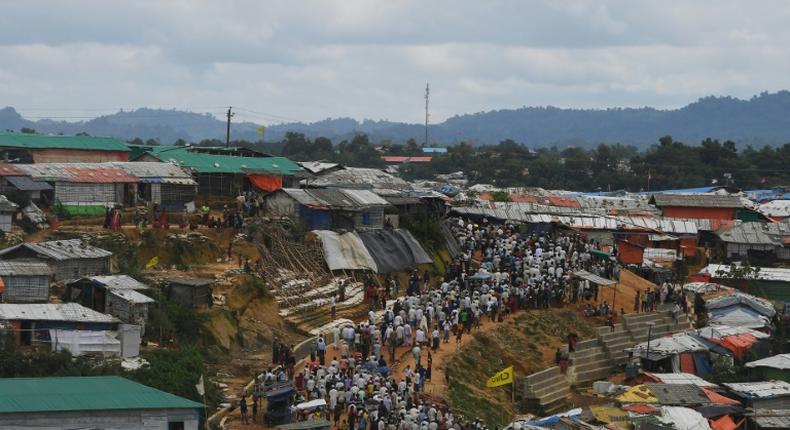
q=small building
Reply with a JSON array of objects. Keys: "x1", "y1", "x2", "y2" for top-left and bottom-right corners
[
  {"x1": 746, "y1": 354, "x2": 790, "y2": 382},
  {"x1": 714, "y1": 221, "x2": 790, "y2": 263},
  {"x1": 0, "y1": 239, "x2": 112, "y2": 281},
  {"x1": 697, "y1": 264, "x2": 790, "y2": 302},
  {"x1": 724, "y1": 381, "x2": 790, "y2": 409},
  {"x1": 0, "y1": 260, "x2": 52, "y2": 303},
  {"x1": 263, "y1": 188, "x2": 391, "y2": 230},
  {"x1": 135, "y1": 145, "x2": 302, "y2": 197},
  {"x1": 0, "y1": 376, "x2": 203, "y2": 430},
  {"x1": 166, "y1": 277, "x2": 214, "y2": 309},
  {"x1": 0, "y1": 302, "x2": 118, "y2": 347},
  {"x1": 0, "y1": 132, "x2": 130, "y2": 163},
  {"x1": 111, "y1": 161, "x2": 197, "y2": 211},
  {"x1": 65, "y1": 275, "x2": 154, "y2": 335},
  {"x1": 0, "y1": 195, "x2": 17, "y2": 232},
  {"x1": 649, "y1": 194, "x2": 749, "y2": 220}
]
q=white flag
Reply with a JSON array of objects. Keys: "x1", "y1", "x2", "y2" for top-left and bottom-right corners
[{"x1": 196, "y1": 375, "x2": 205, "y2": 396}]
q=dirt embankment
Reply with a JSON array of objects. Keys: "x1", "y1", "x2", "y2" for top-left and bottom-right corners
[{"x1": 444, "y1": 310, "x2": 596, "y2": 427}]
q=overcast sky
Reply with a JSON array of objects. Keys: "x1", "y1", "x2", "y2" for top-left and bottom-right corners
[{"x1": 2, "y1": 0, "x2": 790, "y2": 125}]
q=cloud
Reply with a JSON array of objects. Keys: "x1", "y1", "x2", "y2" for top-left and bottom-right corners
[{"x1": 1, "y1": 1, "x2": 790, "y2": 123}]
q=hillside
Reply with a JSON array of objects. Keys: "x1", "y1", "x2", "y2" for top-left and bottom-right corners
[{"x1": 4, "y1": 91, "x2": 790, "y2": 147}]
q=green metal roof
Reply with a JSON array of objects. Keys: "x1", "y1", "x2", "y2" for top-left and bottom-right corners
[
  {"x1": 0, "y1": 376, "x2": 204, "y2": 414},
  {"x1": 146, "y1": 146, "x2": 302, "y2": 175},
  {"x1": 0, "y1": 133, "x2": 130, "y2": 152}
]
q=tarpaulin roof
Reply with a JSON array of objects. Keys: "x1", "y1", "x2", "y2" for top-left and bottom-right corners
[
  {"x1": 313, "y1": 230, "x2": 378, "y2": 272},
  {"x1": 701, "y1": 388, "x2": 741, "y2": 406},
  {"x1": 708, "y1": 306, "x2": 771, "y2": 329},
  {"x1": 709, "y1": 414, "x2": 737, "y2": 430},
  {"x1": 573, "y1": 270, "x2": 616, "y2": 286},
  {"x1": 746, "y1": 353, "x2": 790, "y2": 370},
  {"x1": 659, "y1": 406, "x2": 712, "y2": 430},
  {"x1": 645, "y1": 383, "x2": 711, "y2": 406},
  {"x1": 697, "y1": 325, "x2": 770, "y2": 341},
  {"x1": 0, "y1": 195, "x2": 17, "y2": 212},
  {"x1": 617, "y1": 384, "x2": 658, "y2": 403},
  {"x1": 313, "y1": 229, "x2": 432, "y2": 274},
  {"x1": 146, "y1": 146, "x2": 301, "y2": 175},
  {"x1": 310, "y1": 167, "x2": 410, "y2": 190},
  {"x1": 704, "y1": 291, "x2": 776, "y2": 318},
  {"x1": 357, "y1": 229, "x2": 434, "y2": 273}
]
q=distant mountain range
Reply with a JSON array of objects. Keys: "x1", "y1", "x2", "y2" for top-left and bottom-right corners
[{"x1": 3, "y1": 91, "x2": 790, "y2": 148}]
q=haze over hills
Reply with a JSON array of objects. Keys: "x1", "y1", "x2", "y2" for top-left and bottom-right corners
[{"x1": 3, "y1": 91, "x2": 790, "y2": 148}]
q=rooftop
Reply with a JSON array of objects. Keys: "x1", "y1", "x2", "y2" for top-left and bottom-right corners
[
  {"x1": 0, "y1": 376, "x2": 202, "y2": 414},
  {"x1": 0, "y1": 239, "x2": 112, "y2": 261},
  {"x1": 81, "y1": 274, "x2": 149, "y2": 290},
  {"x1": 308, "y1": 167, "x2": 410, "y2": 190},
  {"x1": 650, "y1": 193, "x2": 748, "y2": 209},
  {"x1": 145, "y1": 146, "x2": 301, "y2": 175},
  {"x1": 725, "y1": 381, "x2": 790, "y2": 399},
  {"x1": 0, "y1": 303, "x2": 118, "y2": 323},
  {"x1": 0, "y1": 133, "x2": 130, "y2": 152},
  {"x1": 0, "y1": 259, "x2": 53, "y2": 276},
  {"x1": 278, "y1": 188, "x2": 390, "y2": 210}
]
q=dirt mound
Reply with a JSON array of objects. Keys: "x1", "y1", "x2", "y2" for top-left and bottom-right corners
[{"x1": 445, "y1": 310, "x2": 596, "y2": 427}]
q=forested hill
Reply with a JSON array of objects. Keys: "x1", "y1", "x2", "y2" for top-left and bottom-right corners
[{"x1": 3, "y1": 91, "x2": 790, "y2": 147}]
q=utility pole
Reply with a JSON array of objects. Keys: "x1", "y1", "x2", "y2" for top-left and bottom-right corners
[
  {"x1": 225, "y1": 106, "x2": 234, "y2": 148},
  {"x1": 424, "y1": 83, "x2": 430, "y2": 146}
]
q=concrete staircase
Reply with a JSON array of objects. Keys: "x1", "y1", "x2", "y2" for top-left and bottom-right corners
[
  {"x1": 565, "y1": 339, "x2": 612, "y2": 388},
  {"x1": 521, "y1": 309, "x2": 694, "y2": 412},
  {"x1": 523, "y1": 366, "x2": 571, "y2": 415}
]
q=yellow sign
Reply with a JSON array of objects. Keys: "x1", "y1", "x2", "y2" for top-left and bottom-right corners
[
  {"x1": 145, "y1": 256, "x2": 159, "y2": 270},
  {"x1": 486, "y1": 366, "x2": 514, "y2": 388},
  {"x1": 256, "y1": 126, "x2": 266, "y2": 135}
]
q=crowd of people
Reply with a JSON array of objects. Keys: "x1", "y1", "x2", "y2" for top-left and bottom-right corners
[{"x1": 240, "y1": 217, "x2": 639, "y2": 430}]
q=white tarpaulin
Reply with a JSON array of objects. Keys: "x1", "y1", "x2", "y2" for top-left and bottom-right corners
[
  {"x1": 705, "y1": 291, "x2": 776, "y2": 318},
  {"x1": 313, "y1": 230, "x2": 378, "y2": 272},
  {"x1": 49, "y1": 329, "x2": 121, "y2": 356},
  {"x1": 746, "y1": 353, "x2": 790, "y2": 370},
  {"x1": 660, "y1": 406, "x2": 711, "y2": 430}
]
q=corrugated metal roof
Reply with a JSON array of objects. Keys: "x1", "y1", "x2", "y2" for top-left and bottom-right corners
[
  {"x1": 297, "y1": 161, "x2": 340, "y2": 174},
  {"x1": 146, "y1": 146, "x2": 301, "y2": 175},
  {"x1": 108, "y1": 289, "x2": 155, "y2": 304},
  {"x1": 0, "y1": 259, "x2": 53, "y2": 276},
  {"x1": 64, "y1": 166, "x2": 138, "y2": 183},
  {"x1": 110, "y1": 161, "x2": 195, "y2": 185},
  {"x1": 644, "y1": 372, "x2": 718, "y2": 387},
  {"x1": 573, "y1": 270, "x2": 616, "y2": 286},
  {"x1": 746, "y1": 354, "x2": 790, "y2": 370},
  {"x1": 0, "y1": 376, "x2": 202, "y2": 413},
  {"x1": 715, "y1": 222, "x2": 790, "y2": 245},
  {"x1": 279, "y1": 188, "x2": 390, "y2": 210},
  {"x1": 651, "y1": 194, "x2": 747, "y2": 209},
  {"x1": 0, "y1": 133, "x2": 130, "y2": 152},
  {"x1": 337, "y1": 188, "x2": 390, "y2": 206},
  {"x1": 0, "y1": 163, "x2": 26, "y2": 176},
  {"x1": 701, "y1": 264, "x2": 790, "y2": 283},
  {"x1": 725, "y1": 381, "x2": 790, "y2": 398},
  {"x1": 5, "y1": 175, "x2": 52, "y2": 191},
  {"x1": 87, "y1": 275, "x2": 148, "y2": 290},
  {"x1": 752, "y1": 415, "x2": 790, "y2": 429},
  {"x1": 0, "y1": 239, "x2": 113, "y2": 261},
  {"x1": 0, "y1": 303, "x2": 118, "y2": 323},
  {"x1": 644, "y1": 383, "x2": 711, "y2": 405}
]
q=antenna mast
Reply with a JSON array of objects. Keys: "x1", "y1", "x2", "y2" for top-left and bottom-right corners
[{"x1": 424, "y1": 83, "x2": 430, "y2": 146}]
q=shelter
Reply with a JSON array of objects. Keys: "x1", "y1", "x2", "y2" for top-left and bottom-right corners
[
  {"x1": 626, "y1": 332, "x2": 711, "y2": 373},
  {"x1": 714, "y1": 222, "x2": 790, "y2": 263},
  {"x1": 572, "y1": 270, "x2": 616, "y2": 286},
  {"x1": 111, "y1": 161, "x2": 197, "y2": 211},
  {"x1": 0, "y1": 239, "x2": 112, "y2": 281},
  {"x1": 312, "y1": 229, "x2": 433, "y2": 273},
  {"x1": 165, "y1": 277, "x2": 214, "y2": 309},
  {"x1": 0, "y1": 376, "x2": 202, "y2": 430},
  {"x1": 724, "y1": 381, "x2": 790, "y2": 409},
  {"x1": 758, "y1": 199, "x2": 790, "y2": 221},
  {"x1": 0, "y1": 260, "x2": 52, "y2": 303},
  {"x1": 643, "y1": 372, "x2": 718, "y2": 387},
  {"x1": 0, "y1": 173, "x2": 52, "y2": 203},
  {"x1": 0, "y1": 132, "x2": 130, "y2": 163},
  {"x1": 263, "y1": 188, "x2": 391, "y2": 230},
  {"x1": 0, "y1": 302, "x2": 118, "y2": 347},
  {"x1": 137, "y1": 145, "x2": 301, "y2": 197},
  {"x1": 697, "y1": 264, "x2": 790, "y2": 302},
  {"x1": 749, "y1": 410, "x2": 790, "y2": 429},
  {"x1": 746, "y1": 354, "x2": 790, "y2": 382},
  {"x1": 65, "y1": 275, "x2": 154, "y2": 335},
  {"x1": 703, "y1": 290, "x2": 776, "y2": 329},
  {"x1": 307, "y1": 166, "x2": 411, "y2": 190},
  {"x1": 649, "y1": 194, "x2": 749, "y2": 220},
  {"x1": 0, "y1": 195, "x2": 17, "y2": 232}
]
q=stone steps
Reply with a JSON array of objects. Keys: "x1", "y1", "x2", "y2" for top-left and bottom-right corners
[{"x1": 523, "y1": 366, "x2": 571, "y2": 414}]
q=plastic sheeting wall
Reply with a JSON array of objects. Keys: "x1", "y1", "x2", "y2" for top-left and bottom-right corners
[
  {"x1": 315, "y1": 229, "x2": 434, "y2": 273},
  {"x1": 55, "y1": 182, "x2": 117, "y2": 204},
  {"x1": 49, "y1": 329, "x2": 121, "y2": 357},
  {"x1": 313, "y1": 230, "x2": 378, "y2": 272}
]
